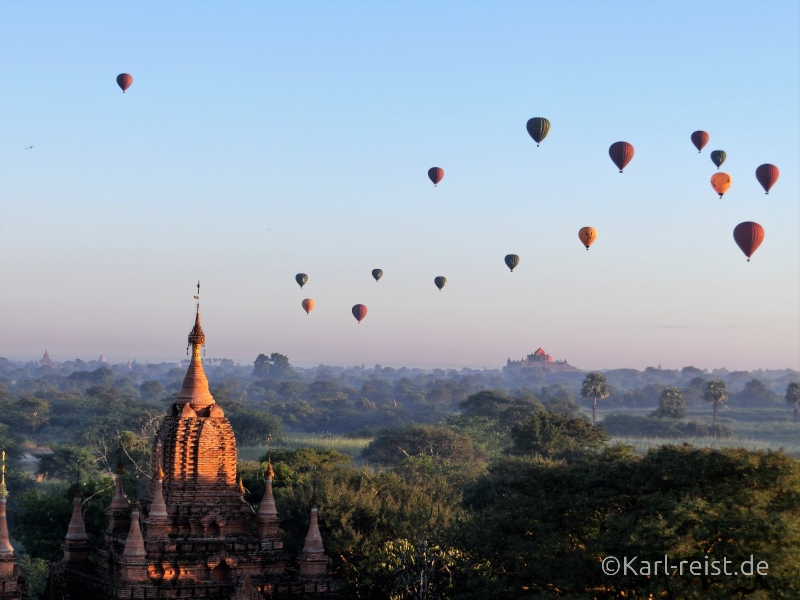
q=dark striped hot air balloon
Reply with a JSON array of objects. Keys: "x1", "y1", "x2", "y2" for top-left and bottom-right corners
[
  {"x1": 371, "y1": 269, "x2": 383, "y2": 282},
  {"x1": 116, "y1": 73, "x2": 133, "y2": 93},
  {"x1": 691, "y1": 131, "x2": 709, "y2": 153},
  {"x1": 755, "y1": 164, "x2": 779, "y2": 194},
  {"x1": 733, "y1": 222, "x2": 764, "y2": 262},
  {"x1": 434, "y1": 276, "x2": 447, "y2": 291},
  {"x1": 526, "y1": 118, "x2": 551, "y2": 147},
  {"x1": 609, "y1": 142, "x2": 634, "y2": 173},
  {"x1": 710, "y1": 150, "x2": 726, "y2": 169},
  {"x1": 428, "y1": 167, "x2": 444, "y2": 187},
  {"x1": 352, "y1": 304, "x2": 368, "y2": 323},
  {"x1": 295, "y1": 273, "x2": 308, "y2": 288},
  {"x1": 504, "y1": 254, "x2": 520, "y2": 272}
]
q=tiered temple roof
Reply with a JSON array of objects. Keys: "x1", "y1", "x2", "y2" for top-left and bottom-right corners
[{"x1": 45, "y1": 293, "x2": 338, "y2": 599}]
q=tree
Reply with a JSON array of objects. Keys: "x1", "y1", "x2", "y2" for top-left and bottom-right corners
[
  {"x1": 455, "y1": 446, "x2": 800, "y2": 599},
  {"x1": 580, "y1": 372, "x2": 610, "y2": 424},
  {"x1": 652, "y1": 386, "x2": 686, "y2": 418},
  {"x1": 735, "y1": 379, "x2": 780, "y2": 408},
  {"x1": 704, "y1": 379, "x2": 729, "y2": 425},
  {"x1": 787, "y1": 382, "x2": 800, "y2": 423},
  {"x1": 361, "y1": 424, "x2": 481, "y2": 467},
  {"x1": 227, "y1": 410, "x2": 283, "y2": 446},
  {"x1": 139, "y1": 380, "x2": 165, "y2": 402},
  {"x1": 36, "y1": 445, "x2": 100, "y2": 481},
  {"x1": 508, "y1": 411, "x2": 609, "y2": 459},
  {"x1": 253, "y1": 353, "x2": 296, "y2": 379}
]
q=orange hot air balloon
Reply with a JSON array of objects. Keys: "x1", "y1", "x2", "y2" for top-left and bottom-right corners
[
  {"x1": 578, "y1": 227, "x2": 597, "y2": 250},
  {"x1": 733, "y1": 222, "x2": 764, "y2": 262},
  {"x1": 755, "y1": 164, "x2": 779, "y2": 194},
  {"x1": 302, "y1": 299, "x2": 315, "y2": 315},
  {"x1": 710, "y1": 173, "x2": 732, "y2": 198},
  {"x1": 428, "y1": 167, "x2": 444, "y2": 186},
  {"x1": 352, "y1": 304, "x2": 368, "y2": 323},
  {"x1": 116, "y1": 73, "x2": 133, "y2": 93}
]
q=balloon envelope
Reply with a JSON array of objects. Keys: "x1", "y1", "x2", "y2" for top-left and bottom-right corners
[
  {"x1": 116, "y1": 73, "x2": 133, "y2": 93},
  {"x1": 302, "y1": 299, "x2": 315, "y2": 315},
  {"x1": 352, "y1": 304, "x2": 368, "y2": 323},
  {"x1": 691, "y1": 130, "x2": 709, "y2": 153},
  {"x1": 434, "y1": 276, "x2": 447, "y2": 291},
  {"x1": 372, "y1": 269, "x2": 383, "y2": 282},
  {"x1": 609, "y1": 142, "x2": 634, "y2": 173},
  {"x1": 428, "y1": 167, "x2": 444, "y2": 186},
  {"x1": 526, "y1": 118, "x2": 551, "y2": 146},
  {"x1": 733, "y1": 222, "x2": 764, "y2": 261},
  {"x1": 755, "y1": 164, "x2": 779, "y2": 194},
  {"x1": 710, "y1": 173, "x2": 732, "y2": 198},
  {"x1": 578, "y1": 227, "x2": 597, "y2": 249},
  {"x1": 710, "y1": 150, "x2": 726, "y2": 169},
  {"x1": 504, "y1": 254, "x2": 520, "y2": 272},
  {"x1": 295, "y1": 273, "x2": 308, "y2": 288}
]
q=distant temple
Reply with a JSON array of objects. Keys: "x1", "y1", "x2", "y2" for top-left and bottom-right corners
[
  {"x1": 39, "y1": 349, "x2": 54, "y2": 367},
  {"x1": 44, "y1": 295, "x2": 338, "y2": 599},
  {"x1": 505, "y1": 347, "x2": 579, "y2": 371}
]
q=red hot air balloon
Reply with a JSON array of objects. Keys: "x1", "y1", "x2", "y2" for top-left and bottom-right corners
[
  {"x1": 691, "y1": 131, "x2": 709, "y2": 153},
  {"x1": 428, "y1": 167, "x2": 444, "y2": 187},
  {"x1": 609, "y1": 142, "x2": 634, "y2": 173},
  {"x1": 116, "y1": 73, "x2": 133, "y2": 93},
  {"x1": 755, "y1": 164, "x2": 779, "y2": 194},
  {"x1": 733, "y1": 222, "x2": 764, "y2": 262},
  {"x1": 352, "y1": 304, "x2": 368, "y2": 323}
]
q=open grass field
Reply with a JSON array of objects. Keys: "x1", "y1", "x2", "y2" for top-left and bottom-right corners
[
  {"x1": 238, "y1": 433, "x2": 373, "y2": 461},
  {"x1": 597, "y1": 407, "x2": 800, "y2": 456}
]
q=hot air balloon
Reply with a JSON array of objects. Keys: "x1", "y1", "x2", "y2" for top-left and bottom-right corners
[
  {"x1": 428, "y1": 167, "x2": 444, "y2": 187},
  {"x1": 371, "y1": 269, "x2": 383, "y2": 282},
  {"x1": 691, "y1": 131, "x2": 709, "y2": 153},
  {"x1": 352, "y1": 304, "x2": 368, "y2": 323},
  {"x1": 526, "y1": 118, "x2": 551, "y2": 147},
  {"x1": 116, "y1": 73, "x2": 133, "y2": 93},
  {"x1": 302, "y1": 299, "x2": 315, "y2": 315},
  {"x1": 710, "y1": 173, "x2": 732, "y2": 198},
  {"x1": 733, "y1": 222, "x2": 764, "y2": 262},
  {"x1": 504, "y1": 254, "x2": 520, "y2": 272},
  {"x1": 295, "y1": 273, "x2": 308, "y2": 288},
  {"x1": 609, "y1": 142, "x2": 634, "y2": 173},
  {"x1": 434, "y1": 276, "x2": 447, "y2": 291},
  {"x1": 578, "y1": 227, "x2": 597, "y2": 250},
  {"x1": 755, "y1": 164, "x2": 779, "y2": 194},
  {"x1": 710, "y1": 150, "x2": 726, "y2": 169}
]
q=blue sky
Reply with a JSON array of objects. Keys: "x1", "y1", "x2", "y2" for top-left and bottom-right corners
[{"x1": 1, "y1": 0, "x2": 798, "y2": 370}]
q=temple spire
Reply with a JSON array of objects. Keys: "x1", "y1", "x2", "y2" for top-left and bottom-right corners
[
  {"x1": 257, "y1": 436, "x2": 279, "y2": 539},
  {"x1": 63, "y1": 472, "x2": 90, "y2": 563},
  {"x1": 122, "y1": 508, "x2": 146, "y2": 558},
  {"x1": 176, "y1": 281, "x2": 215, "y2": 409},
  {"x1": 0, "y1": 451, "x2": 15, "y2": 554}
]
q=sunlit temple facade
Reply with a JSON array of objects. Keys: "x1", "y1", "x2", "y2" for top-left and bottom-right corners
[{"x1": 44, "y1": 300, "x2": 338, "y2": 599}]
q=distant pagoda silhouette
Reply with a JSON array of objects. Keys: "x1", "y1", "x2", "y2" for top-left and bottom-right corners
[{"x1": 45, "y1": 284, "x2": 338, "y2": 599}]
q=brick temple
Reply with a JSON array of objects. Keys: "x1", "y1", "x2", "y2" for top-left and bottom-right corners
[{"x1": 44, "y1": 297, "x2": 339, "y2": 599}]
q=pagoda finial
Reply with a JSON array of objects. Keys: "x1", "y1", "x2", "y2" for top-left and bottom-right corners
[
  {"x1": 0, "y1": 450, "x2": 8, "y2": 499},
  {"x1": 176, "y1": 282, "x2": 215, "y2": 408},
  {"x1": 187, "y1": 280, "x2": 205, "y2": 350}
]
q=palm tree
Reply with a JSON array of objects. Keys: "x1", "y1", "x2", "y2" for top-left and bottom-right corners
[
  {"x1": 786, "y1": 382, "x2": 800, "y2": 423},
  {"x1": 703, "y1": 379, "x2": 728, "y2": 425},
  {"x1": 581, "y1": 372, "x2": 611, "y2": 424}
]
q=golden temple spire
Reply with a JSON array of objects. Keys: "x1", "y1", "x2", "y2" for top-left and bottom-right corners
[
  {"x1": 0, "y1": 450, "x2": 7, "y2": 499},
  {"x1": 176, "y1": 281, "x2": 215, "y2": 409}
]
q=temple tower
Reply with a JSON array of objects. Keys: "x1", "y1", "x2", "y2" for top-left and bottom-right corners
[{"x1": 0, "y1": 452, "x2": 26, "y2": 599}]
